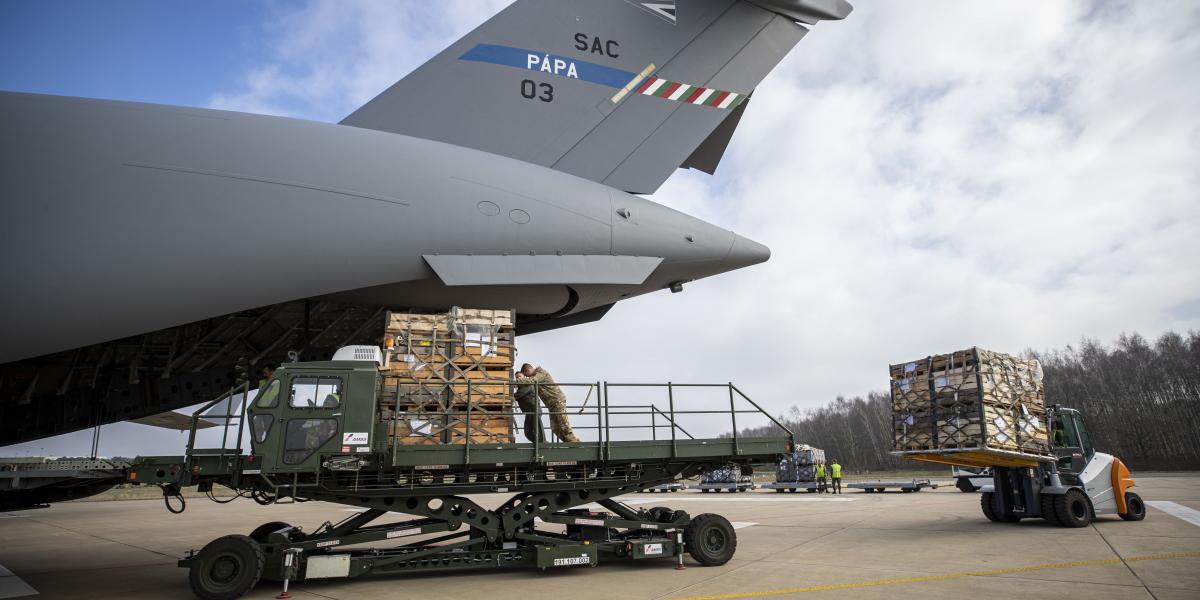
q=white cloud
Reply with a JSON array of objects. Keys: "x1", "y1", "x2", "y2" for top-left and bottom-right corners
[
  {"x1": 212, "y1": 0, "x2": 1198, "y2": 435},
  {"x1": 209, "y1": 0, "x2": 514, "y2": 120}
]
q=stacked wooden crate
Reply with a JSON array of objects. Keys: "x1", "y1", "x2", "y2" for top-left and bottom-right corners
[
  {"x1": 891, "y1": 348, "x2": 1049, "y2": 457},
  {"x1": 378, "y1": 307, "x2": 515, "y2": 445}
]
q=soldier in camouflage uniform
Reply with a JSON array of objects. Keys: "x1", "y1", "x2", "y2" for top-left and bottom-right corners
[{"x1": 514, "y1": 363, "x2": 579, "y2": 443}]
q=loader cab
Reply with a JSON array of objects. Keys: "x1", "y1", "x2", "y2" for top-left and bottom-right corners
[
  {"x1": 246, "y1": 348, "x2": 382, "y2": 474},
  {"x1": 1049, "y1": 406, "x2": 1093, "y2": 476}
]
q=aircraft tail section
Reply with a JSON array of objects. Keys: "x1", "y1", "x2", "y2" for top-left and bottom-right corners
[{"x1": 341, "y1": 0, "x2": 851, "y2": 194}]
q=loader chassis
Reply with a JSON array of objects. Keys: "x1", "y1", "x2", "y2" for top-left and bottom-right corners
[{"x1": 127, "y1": 361, "x2": 793, "y2": 599}]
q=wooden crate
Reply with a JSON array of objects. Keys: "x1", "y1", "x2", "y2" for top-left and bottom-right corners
[
  {"x1": 388, "y1": 413, "x2": 513, "y2": 445},
  {"x1": 891, "y1": 347, "x2": 1049, "y2": 457},
  {"x1": 893, "y1": 412, "x2": 934, "y2": 451},
  {"x1": 890, "y1": 358, "x2": 931, "y2": 413}
]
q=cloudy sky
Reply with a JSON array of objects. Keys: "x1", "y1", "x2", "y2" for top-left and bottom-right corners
[{"x1": 2, "y1": 0, "x2": 1197, "y2": 455}]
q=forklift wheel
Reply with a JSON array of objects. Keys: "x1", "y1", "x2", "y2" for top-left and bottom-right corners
[
  {"x1": 1120, "y1": 492, "x2": 1146, "y2": 521},
  {"x1": 1054, "y1": 489, "x2": 1092, "y2": 528},
  {"x1": 248, "y1": 521, "x2": 292, "y2": 544},
  {"x1": 981, "y1": 492, "x2": 1021, "y2": 523},
  {"x1": 1040, "y1": 493, "x2": 1062, "y2": 526},
  {"x1": 189, "y1": 535, "x2": 265, "y2": 600},
  {"x1": 684, "y1": 513, "x2": 737, "y2": 566}
]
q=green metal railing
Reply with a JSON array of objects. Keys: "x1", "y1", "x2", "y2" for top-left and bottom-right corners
[
  {"x1": 184, "y1": 381, "x2": 251, "y2": 473},
  {"x1": 382, "y1": 379, "x2": 793, "y2": 465}
]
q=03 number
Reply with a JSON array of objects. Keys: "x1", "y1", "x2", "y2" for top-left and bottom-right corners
[{"x1": 520, "y1": 79, "x2": 553, "y2": 102}]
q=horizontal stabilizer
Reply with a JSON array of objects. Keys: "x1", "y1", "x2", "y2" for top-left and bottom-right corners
[{"x1": 424, "y1": 254, "x2": 663, "y2": 286}]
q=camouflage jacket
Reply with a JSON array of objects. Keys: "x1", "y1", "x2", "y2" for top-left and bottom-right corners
[{"x1": 515, "y1": 367, "x2": 564, "y2": 402}]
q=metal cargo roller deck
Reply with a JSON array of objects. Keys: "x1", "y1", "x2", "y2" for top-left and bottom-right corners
[{"x1": 126, "y1": 338, "x2": 794, "y2": 599}]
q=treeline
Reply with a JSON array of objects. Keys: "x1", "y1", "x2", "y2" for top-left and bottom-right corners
[{"x1": 734, "y1": 331, "x2": 1200, "y2": 471}]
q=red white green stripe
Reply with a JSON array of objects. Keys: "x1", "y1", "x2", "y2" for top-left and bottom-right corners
[{"x1": 633, "y1": 75, "x2": 746, "y2": 109}]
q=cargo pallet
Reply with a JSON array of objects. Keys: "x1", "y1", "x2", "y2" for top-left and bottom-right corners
[
  {"x1": 688, "y1": 481, "x2": 756, "y2": 493},
  {"x1": 646, "y1": 482, "x2": 685, "y2": 493},
  {"x1": 847, "y1": 479, "x2": 937, "y2": 493},
  {"x1": 761, "y1": 481, "x2": 822, "y2": 493},
  {"x1": 129, "y1": 371, "x2": 793, "y2": 600}
]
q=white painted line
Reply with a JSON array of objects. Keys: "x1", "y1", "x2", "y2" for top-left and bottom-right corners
[
  {"x1": 0, "y1": 563, "x2": 38, "y2": 599},
  {"x1": 731, "y1": 522, "x2": 758, "y2": 530},
  {"x1": 668, "y1": 84, "x2": 691, "y2": 101},
  {"x1": 1147, "y1": 501, "x2": 1200, "y2": 527},
  {"x1": 643, "y1": 79, "x2": 667, "y2": 95},
  {"x1": 0, "y1": 514, "x2": 29, "y2": 519}
]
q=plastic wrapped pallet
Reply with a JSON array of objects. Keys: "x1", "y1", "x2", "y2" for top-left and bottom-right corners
[
  {"x1": 702, "y1": 465, "x2": 742, "y2": 484},
  {"x1": 891, "y1": 347, "x2": 1050, "y2": 458},
  {"x1": 775, "y1": 444, "x2": 825, "y2": 482}
]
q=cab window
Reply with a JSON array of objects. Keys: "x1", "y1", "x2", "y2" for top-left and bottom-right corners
[
  {"x1": 289, "y1": 376, "x2": 342, "y2": 408},
  {"x1": 1073, "y1": 413, "x2": 1095, "y2": 459},
  {"x1": 283, "y1": 418, "x2": 338, "y2": 464},
  {"x1": 1052, "y1": 413, "x2": 1082, "y2": 448},
  {"x1": 255, "y1": 380, "x2": 281, "y2": 408},
  {"x1": 251, "y1": 414, "x2": 274, "y2": 443}
]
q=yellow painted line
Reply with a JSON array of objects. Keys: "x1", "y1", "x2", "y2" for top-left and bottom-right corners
[{"x1": 675, "y1": 551, "x2": 1200, "y2": 600}]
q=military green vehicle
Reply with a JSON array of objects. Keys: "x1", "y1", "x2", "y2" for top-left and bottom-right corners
[{"x1": 129, "y1": 348, "x2": 794, "y2": 600}]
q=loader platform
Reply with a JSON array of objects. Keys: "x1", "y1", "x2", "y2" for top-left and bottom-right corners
[{"x1": 126, "y1": 375, "x2": 793, "y2": 599}]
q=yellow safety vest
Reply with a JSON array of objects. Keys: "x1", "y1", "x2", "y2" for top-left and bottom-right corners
[
  {"x1": 831, "y1": 463, "x2": 842, "y2": 478},
  {"x1": 816, "y1": 464, "x2": 825, "y2": 477}
]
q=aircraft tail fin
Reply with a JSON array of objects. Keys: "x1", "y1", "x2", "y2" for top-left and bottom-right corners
[{"x1": 340, "y1": 0, "x2": 851, "y2": 194}]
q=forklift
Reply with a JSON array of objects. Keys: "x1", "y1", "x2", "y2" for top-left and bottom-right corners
[{"x1": 981, "y1": 405, "x2": 1146, "y2": 527}]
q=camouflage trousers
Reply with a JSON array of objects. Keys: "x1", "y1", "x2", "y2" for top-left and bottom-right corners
[{"x1": 515, "y1": 388, "x2": 578, "y2": 443}]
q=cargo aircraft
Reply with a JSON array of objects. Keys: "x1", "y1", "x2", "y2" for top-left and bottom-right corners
[{"x1": 0, "y1": 0, "x2": 852, "y2": 445}]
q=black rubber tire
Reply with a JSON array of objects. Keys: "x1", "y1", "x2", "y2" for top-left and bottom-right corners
[
  {"x1": 774, "y1": 488, "x2": 784, "y2": 493},
  {"x1": 189, "y1": 535, "x2": 265, "y2": 600},
  {"x1": 1120, "y1": 492, "x2": 1146, "y2": 521},
  {"x1": 875, "y1": 488, "x2": 885, "y2": 493},
  {"x1": 980, "y1": 491, "x2": 1021, "y2": 523},
  {"x1": 789, "y1": 488, "x2": 797, "y2": 493},
  {"x1": 1055, "y1": 489, "x2": 1092, "y2": 528},
  {"x1": 957, "y1": 479, "x2": 977, "y2": 493},
  {"x1": 1040, "y1": 493, "x2": 1062, "y2": 526},
  {"x1": 684, "y1": 513, "x2": 737, "y2": 566},
  {"x1": 981, "y1": 492, "x2": 1001, "y2": 522},
  {"x1": 902, "y1": 488, "x2": 914, "y2": 493},
  {"x1": 248, "y1": 521, "x2": 291, "y2": 544}
]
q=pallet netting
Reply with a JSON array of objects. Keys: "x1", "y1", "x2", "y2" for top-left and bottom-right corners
[
  {"x1": 891, "y1": 348, "x2": 1050, "y2": 456},
  {"x1": 378, "y1": 308, "x2": 517, "y2": 446}
]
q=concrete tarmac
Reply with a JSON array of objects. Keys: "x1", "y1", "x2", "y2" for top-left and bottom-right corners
[{"x1": 0, "y1": 474, "x2": 1197, "y2": 599}]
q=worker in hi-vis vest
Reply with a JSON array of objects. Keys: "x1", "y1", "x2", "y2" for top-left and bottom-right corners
[
  {"x1": 816, "y1": 462, "x2": 826, "y2": 492},
  {"x1": 829, "y1": 460, "x2": 842, "y2": 494}
]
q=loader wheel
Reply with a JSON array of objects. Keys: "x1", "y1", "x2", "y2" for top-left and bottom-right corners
[
  {"x1": 981, "y1": 492, "x2": 1021, "y2": 523},
  {"x1": 1120, "y1": 492, "x2": 1146, "y2": 521},
  {"x1": 248, "y1": 521, "x2": 292, "y2": 544},
  {"x1": 684, "y1": 513, "x2": 737, "y2": 566},
  {"x1": 189, "y1": 535, "x2": 264, "y2": 600},
  {"x1": 1055, "y1": 489, "x2": 1092, "y2": 528},
  {"x1": 1040, "y1": 493, "x2": 1062, "y2": 526}
]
